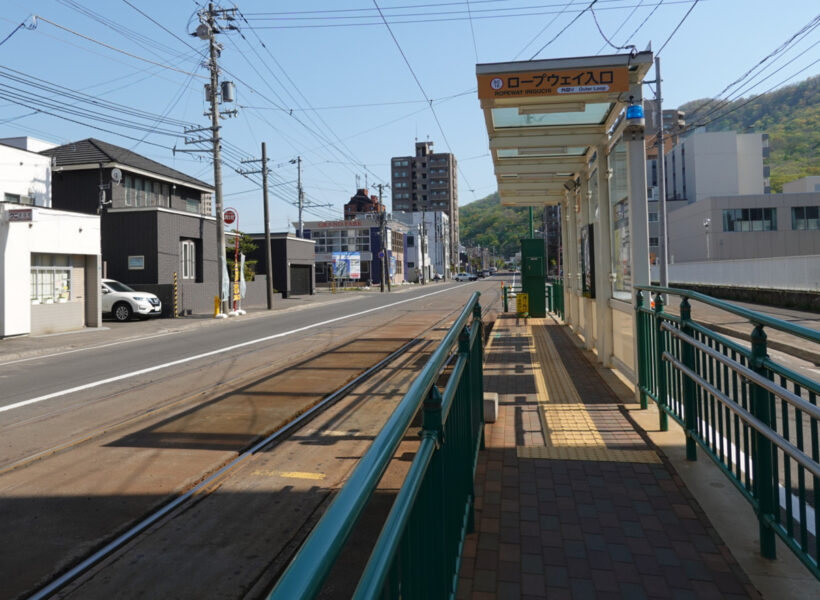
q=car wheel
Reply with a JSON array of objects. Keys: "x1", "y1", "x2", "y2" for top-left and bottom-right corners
[{"x1": 113, "y1": 302, "x2": 133, "y2": 322}]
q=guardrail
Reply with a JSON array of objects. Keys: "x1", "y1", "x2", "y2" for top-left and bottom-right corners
[
  {"x1": 269, "y1": 292, "x2": 485, "y2": 599},
  {"x1": 501, "y1": 279, "x2": 564, "y2": 320},
  {"x1": 635, "y1": 285, "x2": 820, "y2": 580}
]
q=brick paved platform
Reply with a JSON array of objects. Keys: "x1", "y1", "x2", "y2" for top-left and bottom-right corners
[{"x1": 457, "y1": 315, "x2": 761, "y2": 599}]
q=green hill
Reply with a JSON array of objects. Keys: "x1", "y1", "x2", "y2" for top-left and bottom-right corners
[
  {"x1": 459, "y1": 191, "x2": 542, "y2": 259},
  {"x1": 680, "y1": 75, "x2": 819, "y2": 192}
]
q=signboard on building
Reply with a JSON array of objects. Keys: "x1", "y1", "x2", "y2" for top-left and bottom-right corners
[
  {"x1": 478, "y1": 67, "x2": 629, "y2": 100},
  {"x1": 7, "y1": 208, "x2": 33, "y2": 222},
  {"x1": 331, "y1": 251, "x2": 361, "y2": 280}
]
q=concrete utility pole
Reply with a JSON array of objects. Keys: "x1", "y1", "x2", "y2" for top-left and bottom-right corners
[
  {"x1": 655, "y1": 56, "x2": 669, "y2": 288},
  {"x1": 238, "y1": 142, "x2": 274, "y2": 309},
  {"x1": 291, "y1": 156, "x2": 304, "y2": 238},
  {"x1": 420, "y1": 213, "x2": 426, "y2": 284},
  {"x1": 182, "y1": 3, "x2": 238, "y2": 315}
]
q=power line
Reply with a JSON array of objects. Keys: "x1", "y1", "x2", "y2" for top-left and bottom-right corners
[
  {"x1": 31, "y1": 15, "x2": 208, "y2": 79},
  {"x1": 590, "y1": 6, "x2": 636, "y2": 52},
  {"x1": 513, "y1": 0, "x2": 574, "y2": 60},
  {"x1": 656, "y1": 0, "x2": 699, "y2": 56},
  {"x1": 372, "y1": 0, "x2": 477, "y2": 200},
  {"x1": 530, "y1": 0, "x2": 598, "y2": 60}
]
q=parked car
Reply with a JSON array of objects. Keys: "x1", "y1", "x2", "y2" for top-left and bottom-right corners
[
  {"x1": 102, "y1": 279, "x2": 162, "y2": 321},
  {"x1": 454, "y1": 272, "x2": 478, "y2": 282},
  {"x1": 480, "y1": 269, "x2": 490, "y2": 278}
]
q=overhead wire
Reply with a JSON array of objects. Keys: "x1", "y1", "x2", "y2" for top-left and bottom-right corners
[
  {"x1": 372, "y1": 0, "x2": 477, "y2": 200},
  {"x1": 655, "y1": 0, "x2": 699, "y2": 56},
  {"x1": 592, "y1": 1, "x2": 642, "y2": 54},
  {"x1": 529, "y1": 0, "x2": 598, "y2": 60}
]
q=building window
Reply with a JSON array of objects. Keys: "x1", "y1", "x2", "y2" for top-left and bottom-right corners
[
  {"x1": 648, "y1": 212, "x2": 658, "y2": 222},
  {"x1": 792, "y1": 206, "x2": 819, "y2": 230},
  {"x1": 649, "y1": 237, "x2": 659, "y2": 246},
  {"x1": 407, "y1": 235, "x2": 415, "y2": 247},
  {"x1": 4, "y1": 193, "x2": 21, "y2": 203},
  {"x1": 722, "y1": 207, "x2": 777, "y2": 232},
  {"x1": 31, "y1": 253, "x2": 72, "y2": 303},
  {"x1": 180, "y1": 239, "x2": 196, "y2": 279}
]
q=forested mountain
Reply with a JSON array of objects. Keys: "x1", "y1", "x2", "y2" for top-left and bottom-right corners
[
  {"x1": 679, "y1": 75, "x2": 819, "y2": 192},
  {"x1": 459, "y1": 192, "x2": 543, "y2": 259},
  {"x1": 460, "y1": 76, "x2": 818, "y2": 252}
]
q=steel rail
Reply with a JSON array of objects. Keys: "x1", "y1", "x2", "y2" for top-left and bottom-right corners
[
  {"x1": 27, "y1": 339, "x2": 419, "y2": 600},
  {"x1": 269, "y1": 291, "x2": 481, "y2": 600}
]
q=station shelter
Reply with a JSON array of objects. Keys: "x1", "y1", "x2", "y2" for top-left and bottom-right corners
[{"x1": 477, "y1": 51, "x2": 654, "y2": 383}]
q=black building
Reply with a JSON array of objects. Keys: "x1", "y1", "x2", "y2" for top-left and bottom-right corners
[
  {"x1": 42, "y1": 138, "x2": 218, "y2": 315},
  {"x1": 246, "y1": 232, "x2": 316, "y2": 298}
]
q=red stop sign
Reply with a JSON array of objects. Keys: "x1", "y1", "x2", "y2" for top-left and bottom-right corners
[{"x1": 223, "y1": 208, "x2": 237, "y2": 225}]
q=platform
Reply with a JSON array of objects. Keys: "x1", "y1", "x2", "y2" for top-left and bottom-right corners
[{"x1": 458, "y1": 315, "x2": 763, "y2": 599}]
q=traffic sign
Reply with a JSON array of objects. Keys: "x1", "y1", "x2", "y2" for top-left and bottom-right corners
[{"x1": 223, "y1": 208, "x2": 237, "y2": 225}]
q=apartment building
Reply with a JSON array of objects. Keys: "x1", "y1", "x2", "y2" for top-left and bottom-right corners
[{"x1": 391, "y1": 141, "x2": 459, "y2": 260}]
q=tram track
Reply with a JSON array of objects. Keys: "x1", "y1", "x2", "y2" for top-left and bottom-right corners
[{"x1": 3, "y1": 295, "x2": 484, "y2": 600}]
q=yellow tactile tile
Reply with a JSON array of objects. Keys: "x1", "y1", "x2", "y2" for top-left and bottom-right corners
[{"x1": 521, "y1": 318, "x2": 660, "y2": 464}]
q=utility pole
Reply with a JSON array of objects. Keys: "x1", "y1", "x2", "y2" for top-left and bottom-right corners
[
  {"x1": 238, "y1": 142, "x2": 274, "y2": 309},
  {"x1": 375, "y1": 183, "x2": 391, "y2": 292},
  {"x1": 655, "y1": 56, "x2": 669, "y2": 288},
  {"x1": 420, "y1": 212, "x2": 426, "y2": 284},
  {"x1": 291, "y1": 156, "x2": 304, "y2": 238},
  {"x1": 180, "y1": 3, "x2": 238, "y2": 316}
]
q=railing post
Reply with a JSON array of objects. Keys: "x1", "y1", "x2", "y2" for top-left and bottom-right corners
[
  {"x1": 654, "y1": 293, "x2": 668, "y2": 431},
  {"x1": 502, "y1": 284, "x2": 508, "y2": 313},
  {"x1": 635, "y1": 290, "x2": 648, "y2": 409},
  {"x1": 679, "y1": 298, "x2": 698, "y2": 461},
  {"x1": 750, "y1": 324, "x2": 777, "y2": 559},
  {"x1": 421, "y1": 385, "x2": 446, "y2": 593}
]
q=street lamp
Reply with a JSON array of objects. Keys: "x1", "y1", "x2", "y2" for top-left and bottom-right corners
[{"x1": 703, "y1": 217, "x2": 711, "y2": 260}]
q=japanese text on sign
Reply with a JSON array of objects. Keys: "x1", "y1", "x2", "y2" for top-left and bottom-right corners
[
  {"x1": 516, "y1": 293, "x2": 529, "y2": 316},
  {"x1": 478, "y1": 67, "x2": 629, "y2": 99}
]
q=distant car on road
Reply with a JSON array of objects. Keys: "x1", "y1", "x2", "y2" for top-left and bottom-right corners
[
  {"x1": 454, "y1": 272, "x2": 478, "y2": 282},
  {"x1": 480, "y1": 269, "x2": 490, "y2": 278},
  {"x1": 102, "y1": 279, "x2": 162, "y2": 321}
]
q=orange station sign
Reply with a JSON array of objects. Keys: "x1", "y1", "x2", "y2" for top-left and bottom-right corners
[{"x1": 478, "y1": 67, "x2": 629, "y2": 100}]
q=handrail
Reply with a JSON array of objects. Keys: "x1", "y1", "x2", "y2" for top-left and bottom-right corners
[
  {"x1": 639, "y1": 284, "x2": 820, "y2": 345},
  {"x1": 635, "y1": 285, "x2": 820, "y2": 580},
  {"x1": 269, "y1": 291, "x2": 482, "y2": 599}
]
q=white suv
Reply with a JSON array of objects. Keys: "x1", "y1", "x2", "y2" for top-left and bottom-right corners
[{"x1": 102, "y1": 279, "x2": 162, "y2": 321}]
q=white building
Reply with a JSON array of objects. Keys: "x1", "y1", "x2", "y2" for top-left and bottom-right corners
[
  {"x1": 1, "y1": 139, "x2": 102, "y2": 337},
  {"x1": 664, "y1": 130, "x2": 769, "y2": 203},
  {"x1": 394, "y1": 211, "x2": 450, "y2": 282}
]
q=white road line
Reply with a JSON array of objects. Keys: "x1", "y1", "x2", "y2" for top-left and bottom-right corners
[
  {"x1": 0, "y1": 330, "x2": 181, "y2": 367},
  {"x1": 1, "y1": 287, "x2": 456, "y2": 414}
]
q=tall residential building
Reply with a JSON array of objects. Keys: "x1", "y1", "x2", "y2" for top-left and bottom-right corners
[{"x1": 391, "y1": 140, "x2": 459, "y2": 260}]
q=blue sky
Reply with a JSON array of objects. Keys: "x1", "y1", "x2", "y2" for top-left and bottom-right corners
[{"x1": 1, "y1": 1, "x2": 817, "y2": 234}]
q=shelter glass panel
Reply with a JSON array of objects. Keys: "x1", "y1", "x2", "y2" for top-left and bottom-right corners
[{"x1": 491, "y1": 103, "x2": 612, "y2": 128}]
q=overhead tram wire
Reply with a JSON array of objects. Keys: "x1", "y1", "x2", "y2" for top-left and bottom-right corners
[
  {"x1": 590, "y1": 6, "x2": 637, "y2": 52},
  {"x1": 529, "y1": 0, "x2": 598, "y2": 60},
  {"x1": 593, "y1": 0, "x2": 644, "y2": 54},
  {"x1": 372, "y1": 0, "x2": 478, "y2": 201},
  {"x1": 466, "y1": 0, "x2": 479, "y2": 63},
  {"x1": 620, "y1": 0, "x2": 663, "y2": 47},
  {"x1": 232, "y1": 8, "x2": 390, "y2": 188},
  {"x1": 513, "y1": 0, "x2": 574, "y2": 60},
  {"x1": 655, "y1": 0, "x2": 700, "y2": 56}
]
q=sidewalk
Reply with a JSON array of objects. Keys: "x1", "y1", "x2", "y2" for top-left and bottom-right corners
[{"x1": 457, "y1": 314, "x2": 819, "y2": 599}]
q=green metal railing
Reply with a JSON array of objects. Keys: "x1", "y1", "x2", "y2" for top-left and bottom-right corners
[
  {"x1": 501, "y1": 279, "x2": 564, "y2": 319},
  {"x1": 636, "y1": 285, "x2": 820, "y2": 579},
  {"x1": 547, "y1": 277, "x2": 564, "y2": 319},
  {"x1": 269, "y1": 292, "x2": 485, "y2": 599}
]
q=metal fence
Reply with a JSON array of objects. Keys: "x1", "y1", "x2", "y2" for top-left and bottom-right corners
[
  {"x1": 635, "y1": 285, "x2": 820, "y2": 580},
  {"x1": 268, "y1": 292, "x2": 485, "y2": 599}
]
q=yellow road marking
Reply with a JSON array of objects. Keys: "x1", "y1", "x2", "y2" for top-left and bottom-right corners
[{"x1": 253, "y1": 470, "x2": 326, "y2": 480}]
